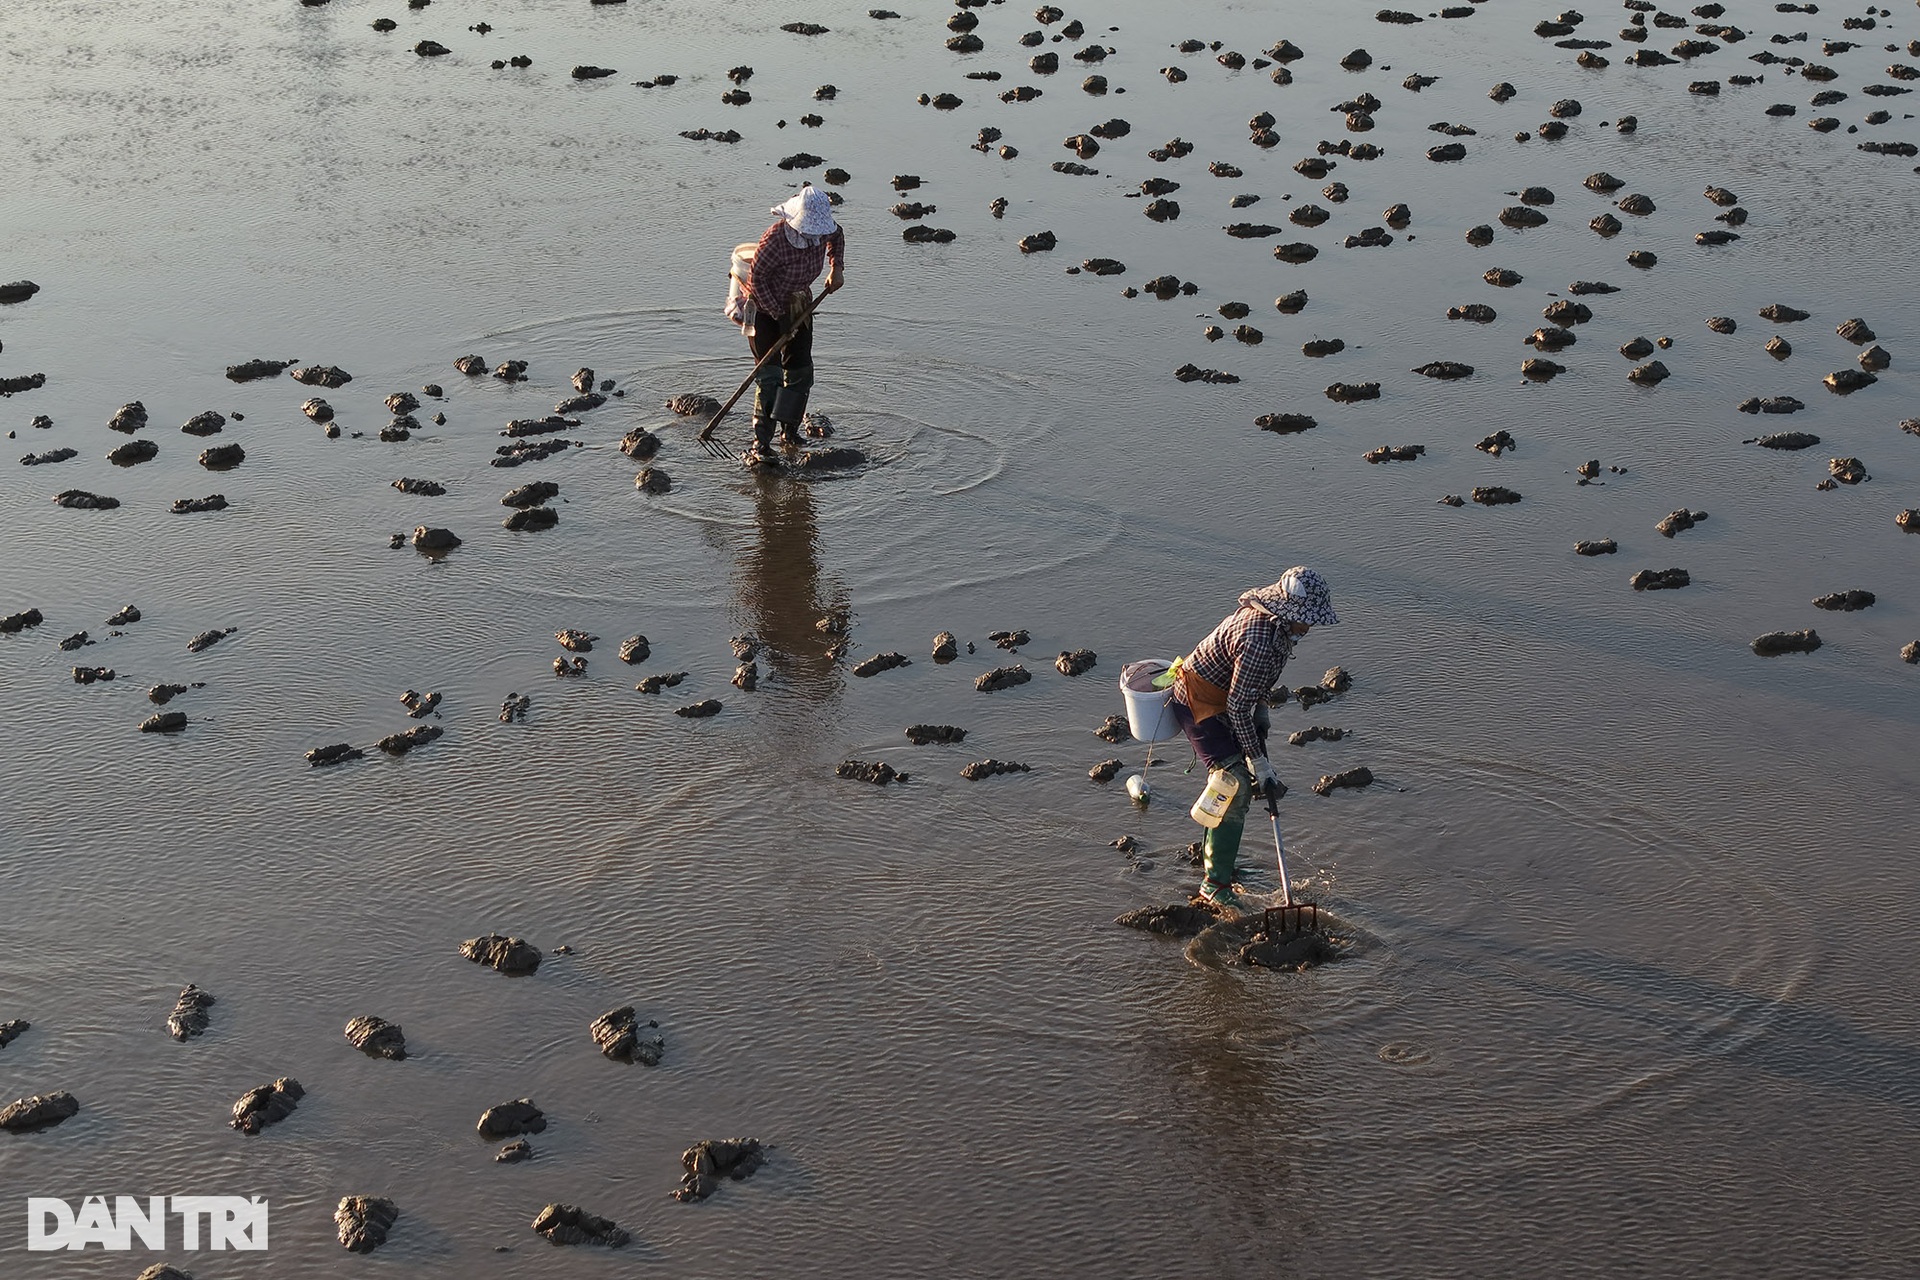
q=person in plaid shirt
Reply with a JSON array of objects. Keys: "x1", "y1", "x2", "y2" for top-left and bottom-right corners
[
  {"x1": 740, "y1": 184, "x2": 845, "y2": 467},
  {"x1": 1170, "y1": 567, "x2": 1341, "y2": 912}
]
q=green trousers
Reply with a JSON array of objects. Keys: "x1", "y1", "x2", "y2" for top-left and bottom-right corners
[{"x1": 1203, "y1": 759, "x2": 1255, "y2": 890}]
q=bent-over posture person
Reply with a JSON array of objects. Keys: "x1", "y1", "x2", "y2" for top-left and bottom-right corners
[{"x1": 1171, "y1": 567, "x2": 1341, "y2": 912}]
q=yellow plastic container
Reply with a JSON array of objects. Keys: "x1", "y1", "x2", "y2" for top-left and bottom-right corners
[{"x1": 1189, "y1": 769, "x2": 1240, "y2": 828}]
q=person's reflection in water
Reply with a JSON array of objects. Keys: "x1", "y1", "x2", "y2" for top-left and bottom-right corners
[{"x1": 733, "y1": 473, "x2": 847, "y2": 701}]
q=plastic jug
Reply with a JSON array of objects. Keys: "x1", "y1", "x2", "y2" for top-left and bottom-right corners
[{"x1": 1189, "y1": 769, "x2": 1240, "y2": 828}]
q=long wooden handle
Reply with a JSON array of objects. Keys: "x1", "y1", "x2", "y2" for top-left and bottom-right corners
[{"x1": 698, "y1": 291, "x2": 830, "y2": 441}]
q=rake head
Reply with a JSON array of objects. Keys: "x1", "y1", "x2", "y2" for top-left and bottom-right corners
[{"x1": 1262, "y1": 901, "x2": 1320, "y2": 939}]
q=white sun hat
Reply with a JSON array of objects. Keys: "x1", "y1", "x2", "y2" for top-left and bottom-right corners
[{"x1": 773, "y1": 184, "x2": 839, "y2": 236}]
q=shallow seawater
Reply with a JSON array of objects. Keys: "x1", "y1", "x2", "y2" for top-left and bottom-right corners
[{"x1": 3, "y1": 0, "x2": 1919, "y2": 1275}]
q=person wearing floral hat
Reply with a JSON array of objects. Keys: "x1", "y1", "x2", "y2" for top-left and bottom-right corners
[
  {"x1": 1169, "y1": 567, "x2": 1341, "y2": 912},
  {"x1": 740, "y1": 184, "x2": 845, "y2": 468}
]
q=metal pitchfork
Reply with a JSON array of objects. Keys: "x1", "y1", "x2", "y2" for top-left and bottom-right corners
[
  {"x1": 696, "y1": 291, "x2": 832, "y2": 459},
  {"x1": 1261, "y1": 786, "x2": 1320, "y2": 939}
]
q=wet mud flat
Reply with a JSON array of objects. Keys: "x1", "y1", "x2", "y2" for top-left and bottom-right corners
[{"x1": 3, "y1": 0, "x2": 1920, "y2": 1276}]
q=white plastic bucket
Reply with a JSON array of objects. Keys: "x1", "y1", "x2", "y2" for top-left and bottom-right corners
[{"x1": 1120, "y1": 658, "x2": 1182, "y2": 743}]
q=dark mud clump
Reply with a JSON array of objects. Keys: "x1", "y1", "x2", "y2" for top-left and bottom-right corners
[
  {"x1": 907, "y1": 723, "x2": 967, "y2": 745},
  {"x1": 0, "y1": 1020, "x2": 26, "y2": 1049},
  {"x1": 1753, "y1": 629, "x2": 1821, "y2": 656},
  {"x1": 852, "y1": 651, "x2": 911, "y2": 677},
  {"x1": 1472, "y1": 486, "x2": 1522, "y2": 505},
  {"x1": 140, "y1": 711, "x2": 189, "y2": 733},
  {"x1": 107, "y1": 401, "x2": 149, "y2": 433},
  {"x1": 479, "y1": 1099, "x2": 547, "y2": 1140},
  {"x1": 306, "y1": 743, "x2": 363, "y2": 767},
  {"x1": 344, "y1": 1015, "x2": 407, "y2": 1060},
  {"x1": 1748, "y1": 431, "x2": 1819, "y2": 451},
  {"x1": 500, "y1": 479, "x2": 560, "y2": 510},
  {"x1": 400, "y1": 690, "x2": 440, "y2": 722},
  {"x1": 1089, "y1": 759, "x2": 1124, "y2": 782},
  {"x1": 231, "y1": 1077, "x2": 303, "y2": 1134},
  {"x1": 621, "y1": 426, "x2": 660, "y2": 460},
  {"x1": 1055, "y1": 648, "x2": 1097, "y2": 676},
  {"x1": 1257, "y1": 412, "x2": 1317, "y2": 434},
  {"x1": 1115, "y1": 903, "x2": 1219, "y2": 938},
  {"x1": 1827, "y1": 456, "x2": 1870, "y2": 485},
  {"x1": 1629, "y1": 360, "x2": 1671, "y2": 386},
  {"x1": 1632, "y1": 568, "x2": 1691, "y2": 590},
  {"x1": 71, "y1": 666, "x2": 113, "y2": 684},
  {"x1": 496, "y1": 1139, "x2": 533, "y2": 1163},
  {"x1": 1313, "y1": 766, "x2": 1375, "y2": 795},
  {"x1": 461, "y1": 933, "x2": 542, "y2": 975},
  {"x1": 635, "y1": 468, "x2": 671, "y2": 495},
  {"x1": 291, "y1": 365, "x2": 352, "y2": 388},
  {"x1": 533, "y1": 1204, "x2": 629, "y2": 1247},
  {"x1": 838, "y1": 759, "x2": 907, "y2": 785},
  {"x1": 665, "y1": 393, "x2": 721, "y2": 417},
  {"x1": 675, "y1": 698, "x2": 723, "y2": 718},
  {"x1": 226, "y1": 359, "x2": 293, "y2": 383},
  {"x1": 1813, "y1": 590, "x2": 1875, "y2": 612},
  {"x1": 1449, "y1": 303, "x2": 1496, "y2": 322},
  {"x1": 1413, "y1": 361, "x2": 1473, "y2": 380},
  {"x1": 54, "y1": 490, "x2": 119, "y2": 510},
  {"x1": 975, "y1": 664, "x2": 1031, "y2": 692},
  {"x1": 635, "y1": 672, "x2": 688, "y2": 694},
  {"x1": 180, "y1": 412, "x2": 226, "y2": 439},
  {"x1": 0, "y1": 1091, "x2": 79, "y2": 1132},
  {"x1": 377, "y1": 724, "x2": 443, "y2": 755},
  {"x1": 1477, "y1": 430, "x2": 1517, "y2": 456},
  {"x1": 336, "y1": 1196, "x2": 399, "y2": 1254},
  {"x1": 1, "y1": 608, "x2": 45, "y2": 633},
  {"x1": 1575, "y1": 539, "x2": 1618, "y2": 556},
  {"x1": 454, "y1": 355, "x2": 488, "y2": 376},
  {"x1": 617, "y1": 635, "x2": 651, "y2": 665},
  {"x1": 199, "y1": 443, "x2": 244, "y2": 470},
  {"x1": 675, "y1": 1138, "x2": 766, "y2": 1203},
  {"x1": 1825, "y1": 369, "x2": 1877, "y2": 394},
  {"x1": 590, "y1": 1006, "x2": 665, "y2": 1065},
  {"x1": 166, "y1": 984, "x2": 216, "y2": 1041},
  {"x1": 502, "y1": 415, "x2": 577, "y2": 440},
  {"x1": 1657, "y1": 508, "x2": 1708, "y2": 537},
  {"x1": 961, "y1": 758, "x2": 1031, "y2": 779},
  {"x1": 1364, "y1": 444, "x2": 1426, "y2": 463},
  {"x1": 1737, "y1": 397, "x2": 1805, "y2": 415},
  {"x1": 107, "y1": 439, "x2": 158, "y2": 466},
  {"x1": 1325, "y1": 382, "x2": 1380, "y2": 402}
]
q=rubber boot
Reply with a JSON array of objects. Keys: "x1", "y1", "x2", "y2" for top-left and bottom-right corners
[
  {"x1": 772, "y1": 385, "x2": 809, "y2": 451},
  {"x1": 743, "y1": 414, "x2": 781, "y2": 470}
]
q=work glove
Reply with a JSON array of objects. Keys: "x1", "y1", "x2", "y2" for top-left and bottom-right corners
[{"x1": 1247, "y1": 755, "x2": 1285, "y2": 801}]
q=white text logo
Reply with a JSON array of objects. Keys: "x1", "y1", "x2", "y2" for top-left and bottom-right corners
[{"x1": 26, "y1": 1197, "x2": 269, "y2": 1251}]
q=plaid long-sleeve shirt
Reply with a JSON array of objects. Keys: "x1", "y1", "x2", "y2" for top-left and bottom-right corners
[
  {"x1": 747, "y1": 220, "x2": 846, "y2": 317},
  {"x1": 1185, "y1": 606, "x2": 1295, "y2": 762}
]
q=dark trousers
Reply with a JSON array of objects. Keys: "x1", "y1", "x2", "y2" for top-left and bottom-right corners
[
  {"x1": 748, "y1": 304, "x2": 814, "y2": 431},
  {"x1": 1171, "y1": 696, "x2": 1270, "y2": 770}
]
